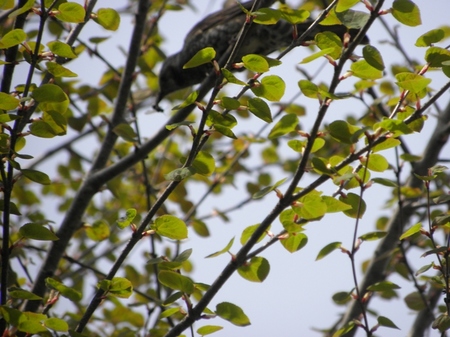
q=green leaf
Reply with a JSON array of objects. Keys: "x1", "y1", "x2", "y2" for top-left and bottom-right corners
[
  {"x1": 240, "y1": 224, "x2": 268, "y2": 245},
  {"x1": 253, "y1": 8, "x2": 281, "y2": 25},
  {"x1": 166, "y1": 120, "x2": 194, "y2": 130},
  {"x1": 32, "y1": 84, "x2": 68, "y2": 103},
  {"x1": 299, "y1": 47, "x2": 335, "y2": 64},
  {"x1": 7, "y1": 0, "x2": 34, "y2": 18},
  {"x1": 197, "y1": 325, "x2": 223, "y2": 336},
  {"x1": 327, "y1": 120, "x2": 361, "y2": 144},
  {"x1": 377, "y1": 316, "x2": 400, "y2": 329},
  {"x1": 85, "y1": 220, "x2": 110, "y2": 241},
  {"x1": 433, "y1": 314, "x2": 450, "y2": 333},
  {"x1": 350, "y1": 60, "x2": 383, "y2": 80},
  {"x1": 298, "y1": 79, "x2": 319, "y2": 98},
  {"x1": 98, "y1": 277, "x2": 133, "y2": 299},
  {"x1": 205, "y1": 237, "x2": 234, "y2": 258},
  {"x1": 405, "y1": 292, "x2": 426, "y2": 310},
  {"x1": 192, "y1": 151, "x2": 215, "y2": 176},
  {"x1": 363, "y1": 45, "x2": 385, "y2": 71},
  {"x1": 368, "y1": 281, "x2": 401, "y2": 292},
  {"x1": 160, "y1": 307, "x2": 180, "y2": 318},
  {"x1": 293, "y1": 194, "x2": 327, "y2": 220},
  {"x1": 334, "y1": 9, "x2": 369, "y2": 29},
  {"x1": 372, "y1": 138, "x2": 401, "y2": 152},
  {"x1": 183, "y1": 47, "x2": 216, "y2": 69},
  {"x1": 158, "y1": 270, "x2": 194, "y2": 294},
  {"x1": 0, "y1": 92, "x2": 20, "y2": 110},
  {"x1": 371, "y1": 178, "x2": 398, "y2": 187},
  {"x1": 44, "y1": 317, "x2": 69, "y2": 332},
  {"x1": 316, "y1": 241, "x2": 342, "y2": 261},
  {"x1": 333, "y1": 321, "x2": 355, "y2": 337},
  {"x1": 400, "y1": 222, "x2": 422, "y2": 240},
  {"x1": 391, "y1": 0, "x2": 421, "y2": 27},
  {"x1": 220, "y1": 97, "x2": 241, "y2": 111},
  {"x1": 395, "y1": 72, "x2": 431, "y2": 93},
  {"x1": 332, "y1": 291, "x2": 351, "y2": 304},
  {"x1": 0, "y1": 28, "x2": 26, "y2": 49},
  {"x1": 172, "y1": 91, "x2": 198, "y2": 110},
  {"x1": 0, "y1": 200, "x2": 21, "y2": 215},
  {"x1": 207, "y1": 110, "x2": 237, "y2": 128},
  {"x1": 237, "y1": 256, "x2": 270, "y2": 282},
  {"x1": 21, "y1": 169, "x2": 51, "y2": 185},
  {"x1": 425, "y1": 46, "x2": 450, "y2": 67},
  {"x1": 252, "y1": 177, "x2": 287, "y2": 199},
  {"x1": 191, "y1": 219, "x2": 210, "y2": 237},
  {"x1": 19, "y1": 223, "x2": 58, "y2": 241},
  {"x1": 8, "y1": 287, "x2": 43, "y2": 300},
  {"x1": 47, "y1": 41, "x2": 77, "y2": 58},
  {"x1": 279, "y1": 7, "x2": 309, "y2": 24},
  {"x1": 215, "y1": 302, "x2": 251, "y2": 327},
  {"x1": 221, "y1": 68, "x2": 247, "y2": 86},
  {"x1": 322, "y1": 196, "x2": 352, "y2": 213},
  {"x1": 336, "y1": 0, "x2": 360, "y2": 12},
  {"x1": 46, "y1": 62, "x2": 77, "y2": 77},
  {"x1": 164, "y1": 167, "x2": 196, "y2": 181},
  {"x1": 45, "y1": 278, "x2": 82, "y2": 302},
  {"x1": 153, "y1": 215, "x2": 188, "y2": 240},
  {"x1": 242, "y1": 54, "x2": 269, "y2": 73},
  {"x1": 280, "y1": 232, "x2": 308, "y2": 253},
  {"x1": 116, "y1": 208, "x2": 136, "y2": 229},
  {"x1": 214, "y1": 124, "x2": 237, "y2": 139},
  {"x1": 315, "y1": 32, "x2": 342, "y2": 60},
  {"x1": 113, "y1": 123, "x2": 137, "y2": 142},
  {"x1": 360, "y1": 153, "x2": 389, "y2": 172},
  {"x1": 415, "y1": 29, "x2": 445, "y2": 47},
  {"x1": 251, "y1": 75, "x2": 285, "y2": 101},
  {"x1": 248, "y1": 97, "x2": 272, "y2": 123},
  {"x1": 339, "y1": 193, "x2": 366, "y2": 218},
  {"x1": 268, "y1": 113, "x2": 298, "y2": 139},
  {"x1": 94, "y1": 8, "x2": 120, "y2": 31},
  {"x1": 55, "y1": 2, "x2": 86, "y2": 23}
]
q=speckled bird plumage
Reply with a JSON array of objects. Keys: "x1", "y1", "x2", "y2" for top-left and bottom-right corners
[{"x1": 154, "y1": 0, "x2": 367, "y2": 110}]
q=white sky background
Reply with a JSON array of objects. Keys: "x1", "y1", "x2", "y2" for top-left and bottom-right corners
[{"x1": 11, "y1": 0, "x2": 450, "y2": 336}]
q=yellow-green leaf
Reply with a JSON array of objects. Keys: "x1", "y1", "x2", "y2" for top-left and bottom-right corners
[
  {"x1": 19, "y1": 223, "x2": 58, "y2": 241},
  {"x1": 215, "y1": 302, "x2": 251, "y2": 327},
  {"x1": 237, "y1": 256, "x2": 270, "y2": 282},
  {"x1": 268, "y1": 113, "x2": 298, "y2": 139},
  {"x1": 153, "y1": 215, "x2": 188, "y2": 240},
  {"x1": 391, "y1": 0, "x2": 421, "y2": 27},
  {"x1": 183, "y1": 47, "x2": 215, "y2": 69}
]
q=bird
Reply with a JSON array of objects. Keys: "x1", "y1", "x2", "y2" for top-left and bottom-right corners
[{"x1": 154, "y1": 0, "x2": 368, "y2": 111}]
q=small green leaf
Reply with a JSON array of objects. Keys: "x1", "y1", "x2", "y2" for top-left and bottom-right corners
[
  {"x1": 339, "y1": 193, "x2": 366, "y2": 218},
  {"x1": 166, "y1": 120, "x2": 194, "y2": 130},
  {"x1": 47, "y1": 41, "x2": 77, "y2": 58},
  {"x1": 395, "y1": 72, "x2": 431, "y2": 93},
  {"x1": 268, "y1": 113, "x2": 298, "y2": 139},
  {"x1": 0, "y1": 92, "x2": 20, "y2": 110},
  {"x1": 279, "y1": 7, "x2": 309, "y2": 24},
  {"x1": 400, "y1": 222, "x2": 422, "y2": 240},
  {"x1": 158, "y1": 270, "x2": 194, "y2": 294},
  {"x1": 85, "y1": 220, "x2": 110, "y2": 241},
  {"x1": 360, "y1": 153, "x2": 389, "y2": 172},
  {"x1": 404, "y1": 291, "x2": 426, "y2": 310},
  {"x1": 206, "y1": 237, "x2": 234, "y2": 258},
  {"x1": 299, "y1": 47, "x2": 335, "y2": 64},
  {"x1": 350, "y1": 60, "x2": 383, "y2": 80},
  {"x1": 280, "y1": 232, "x2": 308, "y2": 253},
  {"x1": 44, "y1": 317, "x2": 69, "y2": 332},
  {"x1": 240, "y1": 224, "x2": 268, "y2": 245},
  {"x1": 253, "y1": 8, "x2": 281, "y2": 25},
  {"x1": 197, "y1": 325, "x2": 223, "y2": 336},
  {"x1": 377, "y1": 316, "x2": 400, "y2": 329},
  {"x1": 183, "y1": 47, "x2": 216, "y2": 69},
  {"x1": 113, "y1": 123, "x2": 137, "y2": 142},
  {"x1": 415, "y1": 29, "x2": 445, "y2": 47},
  {"x1": 192, "y1": 151, "x2": 215, "y2": 176},
  {"x1": 46, "y1": 62, "x2": 77, "y2": 77},
  {"x1": 19, "y1": 223, "x2": 58, "y2": 241},
  {"x1": 0, "y1": 28, "x2": 26, "y2": 49},
  {"x1": 238, "y1": 256, "x2": 270, "y2": 282},
  {"x1": 191, "y1": 219, "x2": 210, "y2": 237},
  {"x1": 425, "y1": 46, "x2": 450, "y2": 68},
  {"x1": 332, "y1": 291, "x2": 352, "y2": 305},
  {"x1": 221, "y1": 68, "x2": 247, "y2": 86},
  {"x1": 153, "y1": 215, "x2": 188, "y2": 240},
  {"x1": 215, "y1": 302, "x2": 251, "y2": 327},
  {"x1": 251, "y1": 75, "x2": 285, "y2": 101},
  {"x1": 45, "y1": 278, "x2": 82, "y2": 302},
  {"x1": 316, "y1": 242, "x2": 342, "y2": 261},
  {"x1": 298, "y1": 79, "x2": 319, "y2": 98},
  {"x1": 108, "y1": 277, "x2": 133, "y2": 298},
  {"x1": 32, "y1": 84, "x2": 68, "y2": 103},
  {"x1": 315, "y1": 32, "x2": 342, "y2": 60},
  {"x1": 116, "y1": 208, "x2": 137, "y2": 229},
  {"x1": 333, "y1": 321, "x2": 355, "y2": 337},
  {"x1": 8, "y1": 287, "x2": 43, "y2": 300},
  {"x1": 164, "y1": 167, "x2": 196, "y2": 181},
  {"x1": 433, "y1": 314, "x2": 450, "y2": 333},
  {"x1": 248, "y1": 97, "x2": 272, "y2": 123},
  {"x1": 368, "y1": 281, "x2": 401, "y2": 292},
  {"x1": 21, "y1": 169, "x2": 51, "y2": 185},
  {"x1": 220, "y1": 97, "x2": 241, "y2": 110},
  {"x1": 213, "y1": 124, "x2": 237, "y2": 139},
  {"x1": 322, "y1": 196, "x2": 352, "y2": 213},
  {"x1": 172, "y1": 91, "x2": 198, "y2": 110},
  {"x1": 242, "y1": 54, "x2": 269, "y2": 73},
  {"x1": 0, "y1": 200, "x2": 21, "y2": 215},
  {"x1": 391, "y1": 0, "x2": 421, "y2": 27},
  {"x1": 7, "y1": 0, "x2": 34, "y2": 18},
  {"x1": 55, "y1": 2, "x2": 86, "y2": 23},
  {"x1": 160, "y1": 307, "x2": 180, "y2": 318},
  {"x1": 293, "y1": 194, "x2": 327, "y2": 220},
  {"x1": 363, "y1": 45, "x2": 385, "y2": 71},
  {"x1": 252, "y1": 177, "x2": 287, "y2": 199},
  {"x1": 94, "y1": 8, "x2": 120, "y2": 31},
  {"x1": 327, "y1": 120, "x2": 361, "y2": 144},
  {"x1": 336, "y1": 0, "x2": 360, "y2": 12}
]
